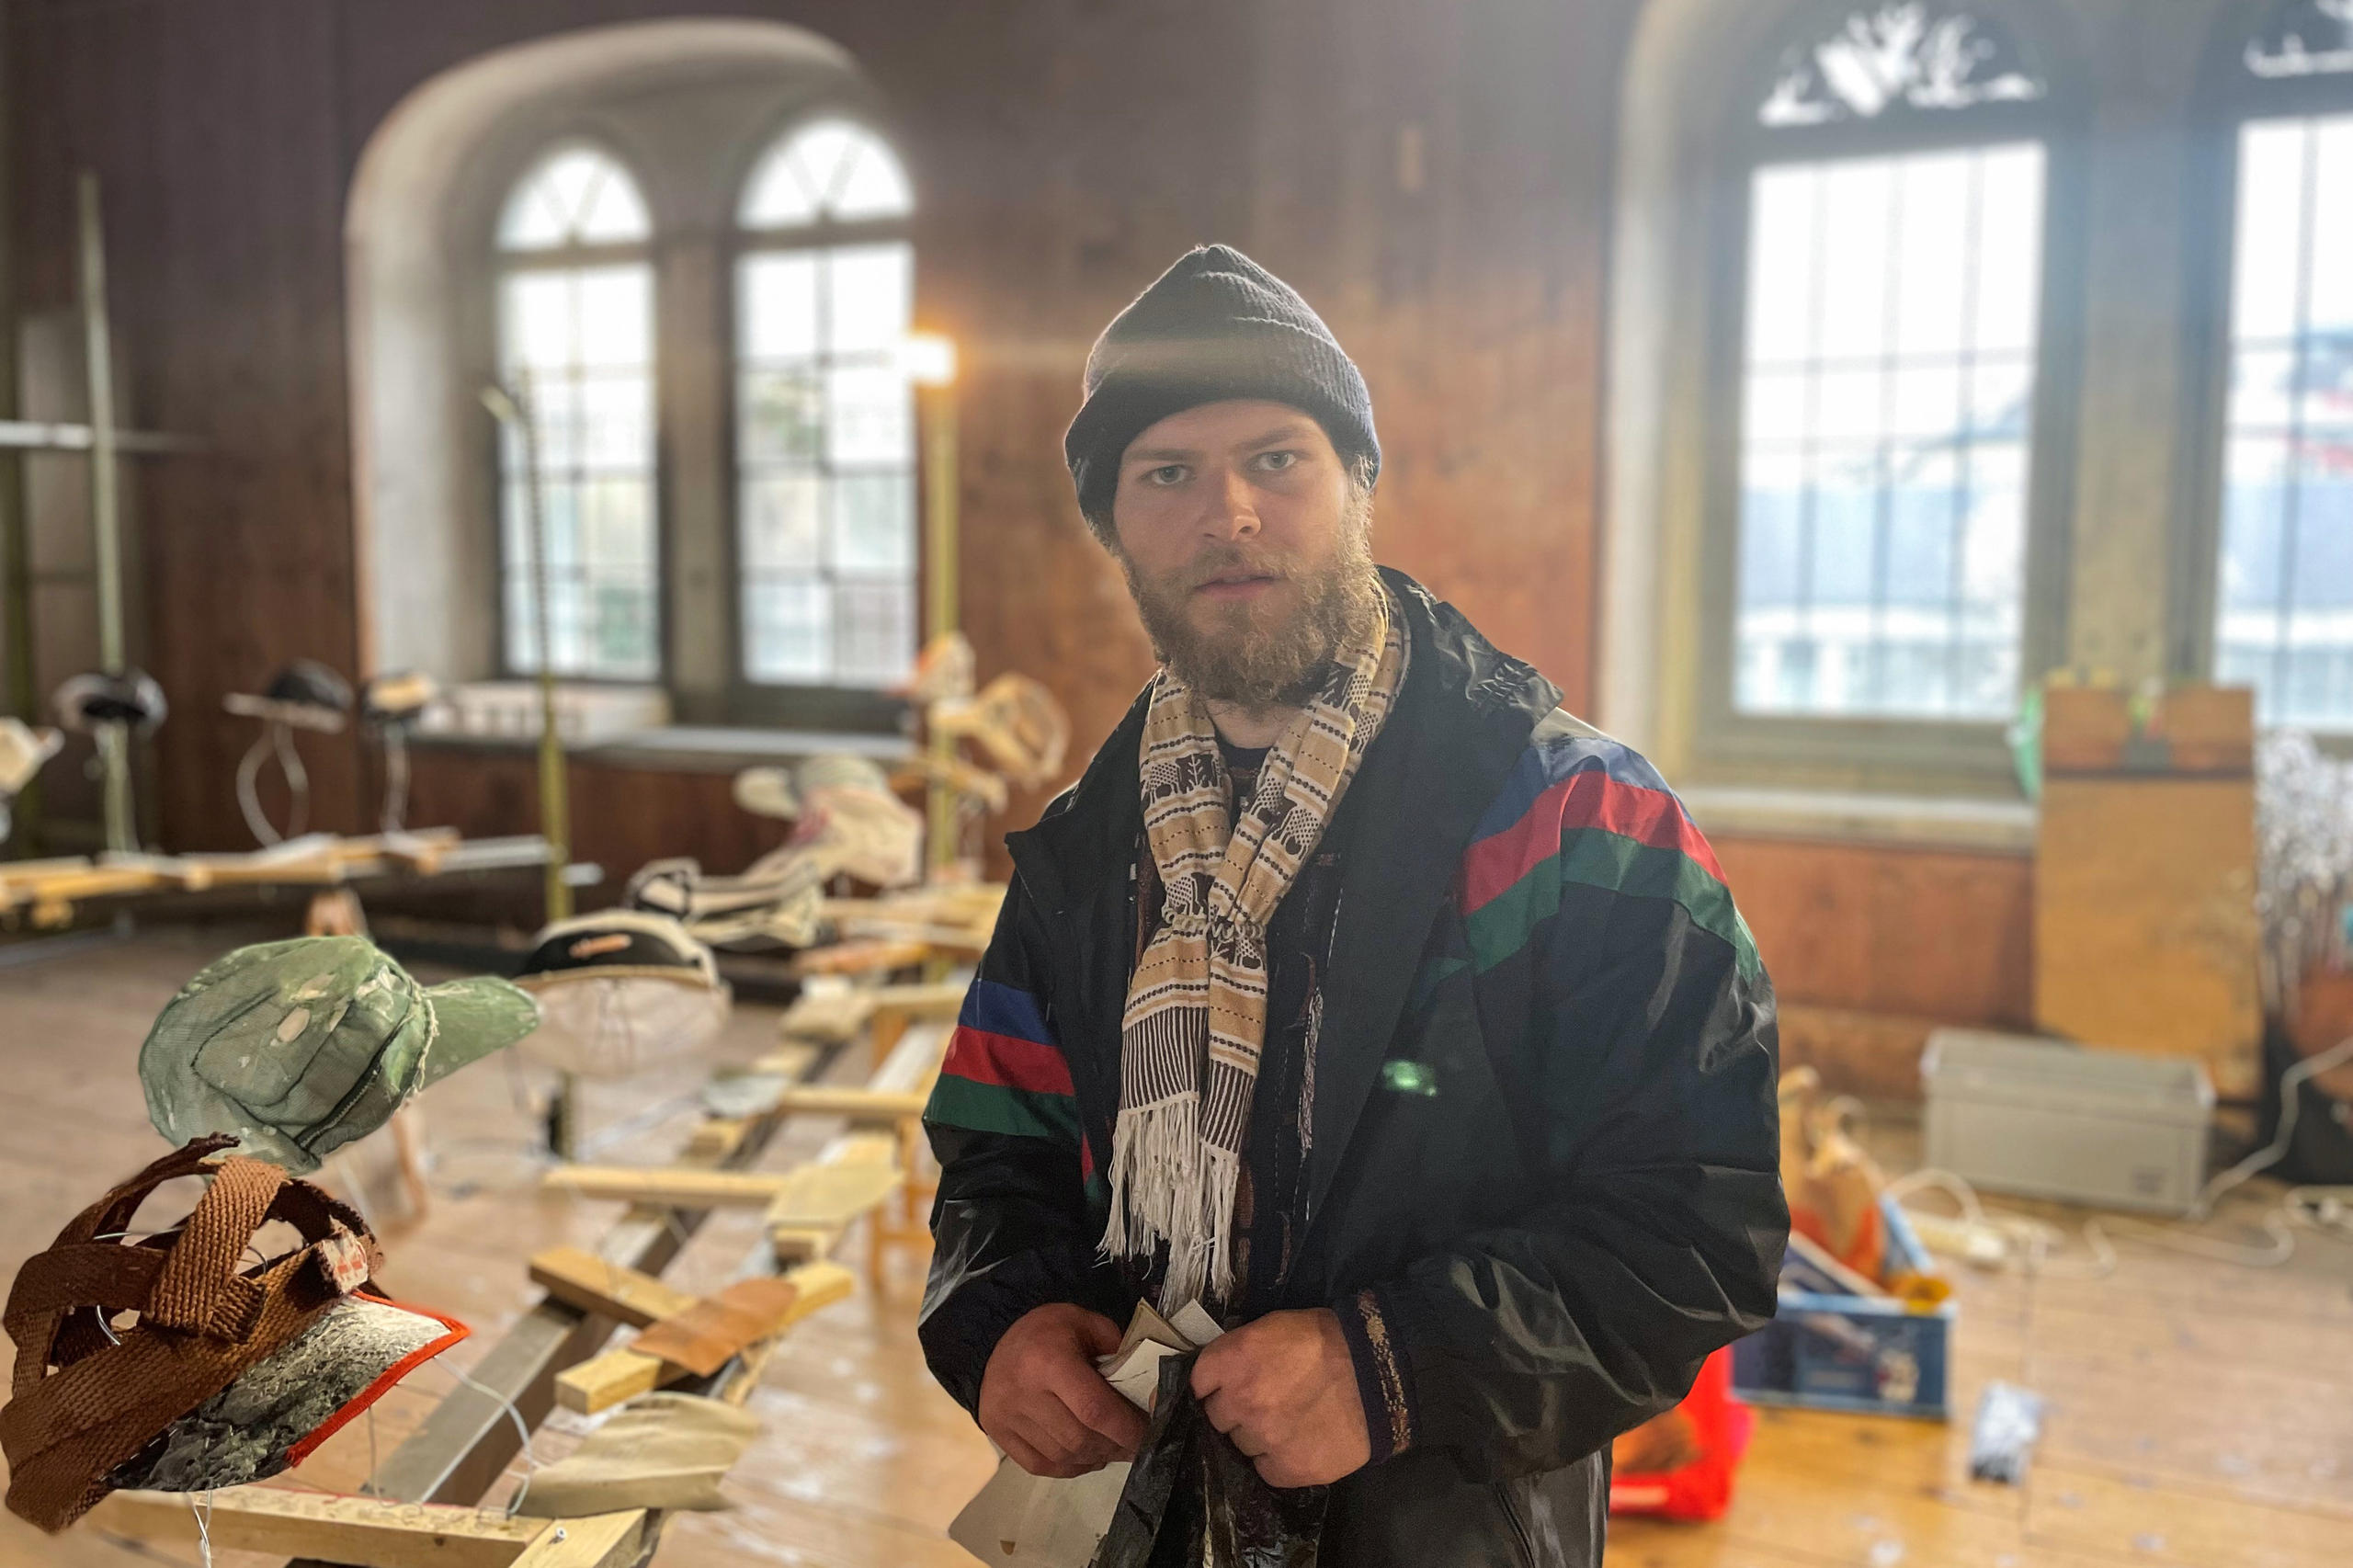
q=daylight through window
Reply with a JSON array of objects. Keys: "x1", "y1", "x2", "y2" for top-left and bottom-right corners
[
  {"x1": 1733, "y1": 142, "x2": 2046, "y2": 719},
  {"x1": 494, "y1": 144, "x2": 660, "y2": 680},
  {"x1": 735, "y1": 121, "x2": 917, "y2": 689}
]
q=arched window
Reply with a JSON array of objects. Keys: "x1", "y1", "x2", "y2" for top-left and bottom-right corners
[
  {"x1": 1717, "y1": 3, "x2": 2062, "y2": 733},
  {"x1": 733, "y1": 119, "x2": 916, "y2": 690},
  {"x1": 2208, "y1": 1, "x2": 2353, "y2": 731},
  {"x1": 495, "y1": 144, "x2": 659, "y2": 680}
]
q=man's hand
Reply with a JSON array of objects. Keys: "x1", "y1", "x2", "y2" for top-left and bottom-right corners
[
  {"x1": 1190, "y1": 1308, "x2": 1371, "y2": 1488},
  {"x1": 979, "y1": 1303, "x2": 1149, "y2": 1479}
]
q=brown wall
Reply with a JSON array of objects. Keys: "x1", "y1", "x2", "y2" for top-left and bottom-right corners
[
  {"x1": 1716, "y1": 835, "x2": 2036, "y2": 1096},
  {"x1": 6, "y1": 0, "x2": 2029, "y2": 1080},
  {"x1": 7, "y1": 0, "x2": 1634, "y2": 855}
]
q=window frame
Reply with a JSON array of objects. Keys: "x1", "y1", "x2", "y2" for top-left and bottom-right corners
[
  {"x1": 722, "y1": 112, "x2": 919, "y2": 733},
  {"x1": 1691, "y1": 4, "x2": 2087, "y2": 790},
  {"x1": 2176, "y1": 12, "x2": 2353, "y2": 746},
  {"x1": 489, "y1": 138, "x2": 670, "y2": 689}
]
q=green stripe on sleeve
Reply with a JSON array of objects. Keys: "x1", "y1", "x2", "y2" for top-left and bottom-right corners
[
  {"x1": 926, "y1": 1074, "x2": 1084, "y2": 1145},
  {"x1": 1464, "y1": 829, "x2": 1762, "y2": 982}
]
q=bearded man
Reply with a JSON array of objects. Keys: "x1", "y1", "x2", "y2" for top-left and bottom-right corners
[{"x1": 920, "y1": 245, "x2": 1786, "y2": 1565}]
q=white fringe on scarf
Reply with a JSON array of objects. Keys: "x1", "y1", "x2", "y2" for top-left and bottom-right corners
[{"x1": 1100, "y1": 1094, "x2": 1242, "y2": 1311}]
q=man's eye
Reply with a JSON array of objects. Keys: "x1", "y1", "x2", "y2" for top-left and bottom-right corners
[
  {"x1": 1148, "y1": 465, "x2": 1188, "y2": 486},
  {"x1": 1254, "y1": 450, "x2": 1299, "y2": 472}
]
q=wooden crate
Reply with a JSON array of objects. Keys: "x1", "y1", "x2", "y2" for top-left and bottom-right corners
[{"x1": 2034, "y1": 774, "x2": 2260, "y2": 1097}]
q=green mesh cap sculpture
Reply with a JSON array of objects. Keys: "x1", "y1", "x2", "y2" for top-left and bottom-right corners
[{"x1": 141, "y1": 937, "x2": 540, "y2": 1173}]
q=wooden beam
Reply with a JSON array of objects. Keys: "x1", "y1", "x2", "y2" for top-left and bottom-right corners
[
  {"x1": 631, "y1": 1276, "x2": 807, "y2": 1377},
  {"x1": 788, "y1": 937, "x2": 932, "y2": 977},
  {"x1": 869, "y1": 1020, "x2": 950, "y2": 1095},
  {"x1": 87, "y1": 1487, "x2": 540, "y2": 1568},
  {"x1": 509, "y1": 1511, "x2": 646, "y2": 1568},
  {"x1": 763, "y1": 1155, "x2": 903, "y2": 1231},
  {"x1": 542, "y1": 1166, "x2": 792, "y2": 1208},
  {"x1": 770, "y1": 1084, "x2": 932, "y2": 1120},
  {"x1": 761, "y1": 1132, "x2": 903, "y2": 1267},
  {"x1": 754, "y1": 1038, "x2": 821, "y2": 1074},
  {"x1": 870, "y1": 981, "x2": 971, "y2": 1019},
  {"x1": 527, "y1": 1247, "x2": 699, "y2": 1329},
  {"x1": 553, "y1": 1262, "x2": 856, "y2": 1415},
  {"x1": 767, "y1": 1225, "x2": 837, "y2": 1266}
]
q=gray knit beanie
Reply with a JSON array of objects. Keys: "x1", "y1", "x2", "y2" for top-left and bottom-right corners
[{"x1": 1063, "y1": 244, "x2": 1380, "y2": 530}]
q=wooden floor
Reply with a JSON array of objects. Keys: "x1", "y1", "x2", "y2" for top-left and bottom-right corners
[{"x1": 1, "y1": 926, "x2": 2347, "y2": 1568}]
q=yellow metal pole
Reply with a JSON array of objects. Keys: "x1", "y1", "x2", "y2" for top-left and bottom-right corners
[
  {"x1": 912, "y1": 339, "x2": 960, "y2": 881},
  {"x1": 78, "y1": 173, "x2": 135, "y2": 854},
  {"x1": 483, "y1": 378, "x2": 576, "y2": 1161},
  {"x1": 481, "y1": 381, "x2": 572, "y2": 926}
]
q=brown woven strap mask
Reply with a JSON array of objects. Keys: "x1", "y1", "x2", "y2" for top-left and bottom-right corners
[{"x1": 1, "y1": 1134, "x2": 381, "y2": 1532}]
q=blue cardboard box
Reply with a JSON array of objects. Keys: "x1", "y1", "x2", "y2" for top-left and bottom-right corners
[{"x1": 1731, "y1": 1197, "x2": 1952, "y2": 1420}]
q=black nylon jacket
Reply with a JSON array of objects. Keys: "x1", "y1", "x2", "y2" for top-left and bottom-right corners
[{"x1": 921, "y1": 572, "x2": 1787, "y2": 1565}]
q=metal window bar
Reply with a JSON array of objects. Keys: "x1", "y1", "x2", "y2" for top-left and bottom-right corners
[
  {"x1": 2271, "y1": 119, "x2": 2320, "y2": 714},
  {"x1": 736, "y1": 240, "x2": 915, "y2": 687},
  {"x1": 1741, "y1": 147, "x2": 2036, "y2": 719},
  {"x1": 1946, "y1": 153, "x2": 1987, "y2": 705},
  {"x1": 498, "y1": 263, "x2": 657, "y2": 682}
]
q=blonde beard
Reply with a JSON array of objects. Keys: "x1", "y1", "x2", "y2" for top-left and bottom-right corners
[{"x1": 1121, "y1": 492, "x2": 1381, "y2": 711}]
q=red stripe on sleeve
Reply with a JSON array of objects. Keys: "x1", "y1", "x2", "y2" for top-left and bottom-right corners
[
  {"x1": 1461, "y1": 770, "x2": 1725, "y2": 913},
  {"x1": 940, "y1": 1026, "x2": 1078, "y2": 1098}
]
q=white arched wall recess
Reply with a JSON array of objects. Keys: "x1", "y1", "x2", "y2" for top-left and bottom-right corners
[{"x1": 344, "y1": 17, "x2": 871, "y2": 700}]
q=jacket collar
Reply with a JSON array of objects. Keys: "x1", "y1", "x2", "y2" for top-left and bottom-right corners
[{"x1": 1004, "y1": 567, "x2": 1562, "y2": 1217}]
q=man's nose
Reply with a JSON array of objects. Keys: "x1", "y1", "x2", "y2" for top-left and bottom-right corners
[{"x1": 1200, "y1": 466, "x2": 1261, "y2": 542}]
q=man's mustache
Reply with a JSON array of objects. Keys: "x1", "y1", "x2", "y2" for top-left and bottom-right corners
[{"x1": 1174, "y1": 546, "x2": 1293, "y2": 591}]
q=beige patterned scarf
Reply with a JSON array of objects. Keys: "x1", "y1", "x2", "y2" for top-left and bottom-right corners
[{"x1": 1102, "y1": 587, "x2": 1407, "y2": 1309}]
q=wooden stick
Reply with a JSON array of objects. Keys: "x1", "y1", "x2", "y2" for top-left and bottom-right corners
[
  {"x1": 631, "y1": 1276, "x2": 807, "y2": 1377},
  {"x1": 87, "y1": 1487, "x2": 541, "y2": 1568},
  {"x1": 509, "y1": 1510, "x2": 646, "y2": 1568},
  {"x1": 541, "y1": 1166, "x2": 793, "y2": 1208},
  {"x1": 769, "y1": 1084, "x2": 932, "y2": 1120},
  {"x1": 553, "y1": 1262, "x2": 855, "y2": 1415},
  {"x1": 526, "y1": 1247, "x2": 699, "y2": 1329},
  {"x1": 788, "y1": 938, "x2": 933, "y2": 977}
]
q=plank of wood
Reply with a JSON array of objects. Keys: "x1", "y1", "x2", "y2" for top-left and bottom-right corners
[
  {"x1": 551, "y1": 1344, "x2": 668, "y2": 1415},
  {"x1": 0, "y1": 863, "x2": 164, "y2": 914},
  {"x1": 789, "y1": 938, "x2": 932, "y2": 977},
  {"x1": 767, "y1": 1225, "x2": 837, "y2": 1266},
  {"x1": 869, "y1": 981, "x2": 971, "y2": 1020},
  {"x1": 771, "y1": 1084, "x2": 932, "y2": 1120},
  {"x1": 632, "y1": 1275, "x2": 806, "y2": 1377},
  {"x1": 527, "y1": 1247, "x2": 699, "y2": 1329},
  {"x1": 745, "y1": 1039, "x2": 822, "y2": 1082},
  {"x1": 85, "y1": 1486, "x2": 542, "y2": 1568},
  {"x1": 553, "y1": 1263, "x2": 855, "y2": 1415},
  {"x1": 541, "y1": 1167, "x2": 790, "y2": 1208},
  {"x1": 868, "y1": 1020, "x2": 950, "y2": 1096},
  {"x1": 827, "y1": 920, "x2": 990, "y2": 956},
  {"x1": 508, "y1": 1511, "x2": 646, "y2": 1568},
  {"x1": 2035, "y1": 775, "x2": 2261, "y2": 1096},
  {"x1": 762, "y1": 1158, "x2": 904, "y2": 1230},
  {"x1": 824, "y1": 1131, "x2": 902, "y2": 1167},
  {"x1": 683, "y1": 1117, "x2": 753, "y2": 1161}
]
